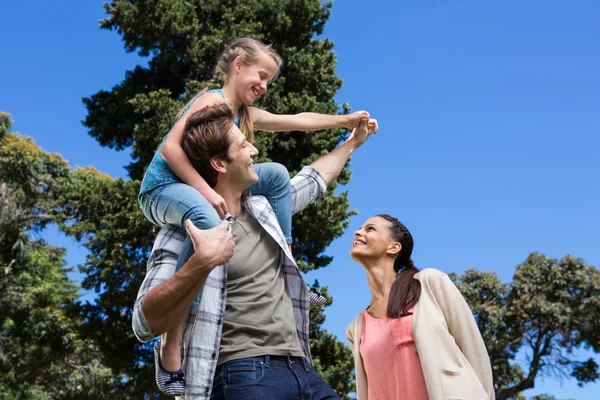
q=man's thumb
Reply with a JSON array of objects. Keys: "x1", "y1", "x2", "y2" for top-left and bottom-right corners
[
  {"x1": 185, "y1": 219, "x2": 198, "y2": 237},
  {"x1": 220, "y1": 219, "x2": 233, "y2": 233}
]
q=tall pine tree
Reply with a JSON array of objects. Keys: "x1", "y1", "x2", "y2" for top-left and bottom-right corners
[{"x1": 78, "y1": 0, "x2": 356, "y2": 397}]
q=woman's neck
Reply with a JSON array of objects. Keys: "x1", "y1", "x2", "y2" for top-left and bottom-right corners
[{"x1": 362, "y1": 259, "x2": 397, "y2": 317}]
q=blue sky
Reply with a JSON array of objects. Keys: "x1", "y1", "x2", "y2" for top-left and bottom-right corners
[{"x1": 2, "y1": 1, "x2": 599, "y2": 398}]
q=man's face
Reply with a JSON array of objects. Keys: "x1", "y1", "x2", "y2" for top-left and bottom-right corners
[{"x1": 221, "y1": 126, "x2": 259, "y2": 189}]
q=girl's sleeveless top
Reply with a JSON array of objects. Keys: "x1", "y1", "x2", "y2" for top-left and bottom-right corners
[{"x1": 139, "y1": 88, "x2": 239, "y2": 195}]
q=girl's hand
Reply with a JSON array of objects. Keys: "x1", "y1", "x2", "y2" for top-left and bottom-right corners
[
  {"x1": 367, "y1": 118, "x2": 379, "y2": 134},
  {"x1": 202, "y1": 188, "x2": 229, "y2": 218},
  {"x1": 345, "y1": 110, "x2": 370, "y2": 129}
]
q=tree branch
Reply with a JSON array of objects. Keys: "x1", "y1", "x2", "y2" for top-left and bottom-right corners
[{"x1": 498, "y1": 328, "x2": 552, "y2": 400}]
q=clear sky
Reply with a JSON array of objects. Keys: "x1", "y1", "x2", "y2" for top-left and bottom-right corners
[{"x1": 2, "y1": 1, "x2": 599, "y2": 398}]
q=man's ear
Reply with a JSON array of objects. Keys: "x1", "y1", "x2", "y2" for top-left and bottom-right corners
[
  {"x1": 386, "y1": 242, "x2": 402, "y2": 257},
  {"x1": 210, "y1": 156, "x2": 227, "y2": 174}
]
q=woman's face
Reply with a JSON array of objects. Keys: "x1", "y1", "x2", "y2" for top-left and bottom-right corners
[{"x1": 350, "y1": 216, "x2": 399, "y2": 261}]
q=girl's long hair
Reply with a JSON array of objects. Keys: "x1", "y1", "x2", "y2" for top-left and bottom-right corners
[{"x1": 174, "y1": 37, "x2": 283, "y2": 142}]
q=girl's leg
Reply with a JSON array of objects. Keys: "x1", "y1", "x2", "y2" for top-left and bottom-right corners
[
  {"x1": 140, "y1": 183, "x2": 221, "y2": 395},
  {"x1": 249, "y1": 162, "x2": 293, "y2": 245},
  {"x1": 140, "y1": 182, "x2": 221, "y2": 230},
  {"x1": 142, "y1": 183, "x2": 222, "y2": 270}
]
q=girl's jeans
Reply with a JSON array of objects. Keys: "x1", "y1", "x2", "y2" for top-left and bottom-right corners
[{"x1": 139, "y1": 162, "x2": 292, "y2": 273}]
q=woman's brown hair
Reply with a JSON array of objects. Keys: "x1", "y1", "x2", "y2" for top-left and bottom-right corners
[{"x1": 377, "y1": 214, "x2": 421, "y2": 318}]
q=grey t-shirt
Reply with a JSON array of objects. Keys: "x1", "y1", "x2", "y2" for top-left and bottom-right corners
[{"x1": 217, "y1": 207, "x2": 305, "y2": 365}]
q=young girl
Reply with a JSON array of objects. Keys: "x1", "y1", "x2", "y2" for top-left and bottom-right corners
[
  {"x1": 138, "y1": 37, "x2": 376, "y2": 396},
  {"x1": 346, "y1": 214, "x2": 494, "y2": 400}
]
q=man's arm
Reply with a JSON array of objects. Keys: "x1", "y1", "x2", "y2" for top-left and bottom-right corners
[
  {"x1": 132, "y1": 221, "x2": 234, "y2": 340},
  {"x1": 289, "y1": 120, "x2": 375, "y2": 214},
  {"x1": 132, "y1": 225, "x2": 183, "y2": 342},
  {"x1": 311, "y1": 120, "x2": 373, "y2": 185}
]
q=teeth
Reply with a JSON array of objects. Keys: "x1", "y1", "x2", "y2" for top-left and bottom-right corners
[{"x1": 353, "y1": 240, "x2": 365, "y2": 246}]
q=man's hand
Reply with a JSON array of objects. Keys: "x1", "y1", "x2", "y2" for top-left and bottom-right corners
[
  {"x1": 347, "y1": 118, "x2": 376, "y2": 150},
  {"x1": 367, "y1": 118, "x2": 379, "y2": 134},
  {"x1": 310, "y1": 117, "x2": 378, "y2": 185},
  {"x1": 185, "y1": 220, "x2": 234, "y2": 269}
]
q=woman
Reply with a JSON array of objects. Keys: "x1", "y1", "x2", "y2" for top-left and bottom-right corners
[{"x1": 346, "y1": 214, "x2": 494, "y2": 400}]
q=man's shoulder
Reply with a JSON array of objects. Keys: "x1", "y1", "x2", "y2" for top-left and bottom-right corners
[
  {"x1": 243, "y1": 195, "x2": 274, "y2": 224},
  {"x1": 246, "y1": 194, "x2": 269, "y2": 206}
]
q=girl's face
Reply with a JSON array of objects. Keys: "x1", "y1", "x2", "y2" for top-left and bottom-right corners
[
  {"x1": 350, "y1": 216, "x2": 400, "y2": 262},
  {"x1": 233, "y1": 54, "x2": 279, "y2": 105}
]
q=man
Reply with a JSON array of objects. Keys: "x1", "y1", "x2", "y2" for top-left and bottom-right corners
[{"x1": 132, "y1": 103, "x2": 375, "y2": 399}]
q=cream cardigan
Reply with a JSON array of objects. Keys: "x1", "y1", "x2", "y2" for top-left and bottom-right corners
[{"x1": 346, "y1": 268, "x2": 495, "y2": 400}]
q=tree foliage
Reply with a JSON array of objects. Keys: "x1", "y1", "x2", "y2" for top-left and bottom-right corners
[
  {"x1": 451, "y1": 253, "x2": 600, "y2": 400},
  {"x1": 0, "y1": 114, "x2": 119, "y2": 399},
  {"x1": 309, "y1": 283, "x2": 355, "y2": 400}
]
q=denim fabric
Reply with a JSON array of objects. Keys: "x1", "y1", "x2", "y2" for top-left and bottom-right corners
[
  {"x1": 211, "y1": 355, "x2": 340, "y2": 400},
  {"x1": 139, "y1": 162, "x2": 293, "y2": 275},
  {"x1": 249, "y1": 162, "x2": 292, "y2": 244},
  {"x1": 139, "y1": 181, "x2": 221, "y2": 230}
]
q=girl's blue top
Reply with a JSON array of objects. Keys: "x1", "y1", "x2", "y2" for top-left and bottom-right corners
[{"x1": 139, "y1": 88, "x2": 239, "y2": 195}]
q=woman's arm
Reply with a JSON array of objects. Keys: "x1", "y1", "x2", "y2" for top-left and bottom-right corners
[
  {"x1": 433, "y1": 271, "x2": 495, "y2": 399},
  {"x1": 249, "y1": 107, "x2": 376, "y2": 133},
  {"x1": 160, "y1": 92, "x2": 228, "y2": 216}
]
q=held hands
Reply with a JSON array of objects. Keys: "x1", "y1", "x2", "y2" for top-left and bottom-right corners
[
  {"x1": 185, "y1": 220, "x2": 235, "y2": 269},
  {"x1": 347, "y1": 118, "x2": 376, "y2": 149},
  {"x1": 346, "y1": 110, "x2": 379, "y2": 134}
]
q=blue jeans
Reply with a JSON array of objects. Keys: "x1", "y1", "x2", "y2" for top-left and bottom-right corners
[
  {"x1": 139, "y1": 162, "x2": 293, "y2": 270},
  {"x1": 211, "y1": 355, "x2": 340, "y2": 400}
]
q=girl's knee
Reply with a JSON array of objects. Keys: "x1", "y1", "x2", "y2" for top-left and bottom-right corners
[
  {"x1": 269, "y1": 163, "x2": 291, "y2": 189},
  {"x1": 182, "y1": 206, "x2": 221, "y2": 229}
]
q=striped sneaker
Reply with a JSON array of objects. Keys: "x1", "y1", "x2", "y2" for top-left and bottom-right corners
[{"x1": 154, "y1": 339, "x2": 186, "y2": 396}]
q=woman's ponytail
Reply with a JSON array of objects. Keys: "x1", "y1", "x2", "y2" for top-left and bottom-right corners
[{"x1": 376, "y1": 214, "x2": 422, "y2": 318}]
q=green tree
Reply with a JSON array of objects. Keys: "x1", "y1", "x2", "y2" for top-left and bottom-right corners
[
  {"x1": 451, "y1": 253, "x2": 600, "y2": 400},
  {"x1": 0, "y1": 113, "x2": 118, "y2": 399},
  {"x1": 530, "y1": 395, "x2": 575, "y2": 400},
  {"x1": 54, "y1": 165, "x2": 159, "y2": 398},
  {"x1": 309, "y1": 283, "x2": 355, "y2": 397},
  {"x1": 78, "y1": 0, "x2": 356, "y2": 397}
]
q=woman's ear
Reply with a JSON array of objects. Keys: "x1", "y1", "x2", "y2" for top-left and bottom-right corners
[{"x1": 386, "y1": 242, "x2": 402, "y2": 257}]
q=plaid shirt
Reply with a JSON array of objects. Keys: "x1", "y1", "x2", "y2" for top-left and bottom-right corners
[{"x1": 132, "y1": 166, "x2": 328, "y2": 399}]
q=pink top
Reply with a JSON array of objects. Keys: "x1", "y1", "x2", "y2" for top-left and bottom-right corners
[{"x1": 359, "y1": 308, "x2": 429, "y2": 400}]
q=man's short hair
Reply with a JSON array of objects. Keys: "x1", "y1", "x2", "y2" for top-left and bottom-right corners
[{"x1": 181, "y1": 103, "x2": 235, "y2": 188}]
